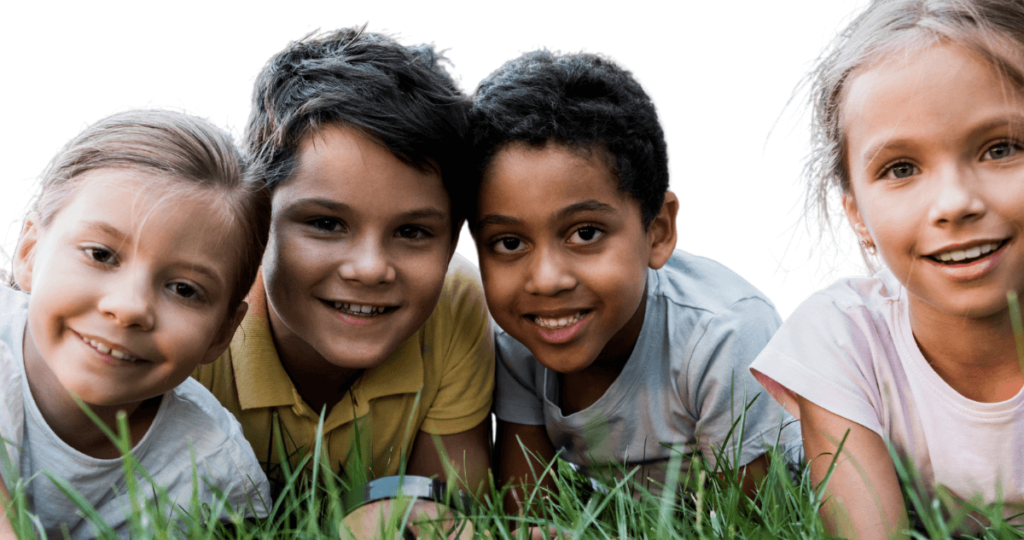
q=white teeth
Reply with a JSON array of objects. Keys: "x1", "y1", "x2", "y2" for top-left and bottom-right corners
[
  {"x1": 533, "y1": 312, "x2": 584, "y2": 330},
  {"x1": 83, "y1": 337, "x2": 140, "y2": 362},
  {"x1": 935, "y1": 242, "x2": 1001, "y2": 263},
  {"x1": 331, "y1": 302, "x2": 388, "y2": 316}
]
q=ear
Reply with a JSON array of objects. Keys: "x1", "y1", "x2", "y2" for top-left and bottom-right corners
[
  {"x1": 13, "y1": 212, "x2": 41, "y2": 292},
  {"x1": 200, "y1": 301, "x2": 247, "y2": 365},
  {"x1": 842, "y1": 193, "x2": 873, "y2": 246},
  {"x1": 646, "y1": 191, "x2": 679, "y2": 270}
]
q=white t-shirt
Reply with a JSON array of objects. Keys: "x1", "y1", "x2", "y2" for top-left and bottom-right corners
[
  {"x1": 751, "y1": 270, "x2": 1024, "y2": 523},
  {"x1": 0, "y1": 285, "x2": 270, "y2": 539},
  {"x1": 496, "y1": 250, "x2": 801, "y2": 482}
]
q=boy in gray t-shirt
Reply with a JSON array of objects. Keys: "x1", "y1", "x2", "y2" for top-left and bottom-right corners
[{"x1": 469, "y1": 51, "x2": 800, "y2": 505}]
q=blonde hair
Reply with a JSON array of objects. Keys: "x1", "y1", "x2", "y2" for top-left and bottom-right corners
[
  {"x1": 806, "y1": 0, "x2": 1024, "y2": 234},
  {"x1": 28, "y1": 110, "x2": 271, "y2": 309}
]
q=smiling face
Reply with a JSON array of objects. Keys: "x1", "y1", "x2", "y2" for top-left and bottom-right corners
[
  {"x1": 843, "y1": 42, "x2": 1024, "y2": 321},
  {"x1": 262, "y1": 125, "x2": 454, "y2": 372},
  {"x1": 15, "y1": 169, "x2": 244, "y2": 408},
  {"x1": 475, "y1": 143, "x2": 676, "y2": 373}
]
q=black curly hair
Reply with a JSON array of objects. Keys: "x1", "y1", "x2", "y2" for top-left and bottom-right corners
[
  {"x1": 245, "y1": 26, "x2": 471, "y2": 235},
  {"x1": 470, "y1": 50, "x2": 668, "y2": 227}
]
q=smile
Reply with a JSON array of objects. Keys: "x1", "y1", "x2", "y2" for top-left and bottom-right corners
[
  {"x1": 531, "y1": 311, "x2": 587, "y2": 330},
  {"x1": 526, "y1": 310, "x2": 591, "y2": 344},
  {"x1": 321, "y1": 300, "x2": 397, "y2": 317},
  {"x1": 79, "y1": 335, "x2": 144, "y2": 363},
  {"x1": 927, "y1": 239, "x2": 1008, "y2": 265}
]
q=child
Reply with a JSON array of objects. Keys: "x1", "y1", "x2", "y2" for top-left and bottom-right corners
[
  {"x1": 0, "y1": 110, "x2": 271, "y2": 538},
  {"x1": 750, "y1": 0, "x2": 1024, "y2": 537},
  {"x1": 194, "y1": 28, "x2": 494, "y2": 494},
  {"x1": 470, "y1": 51, "x2": 800, "y2": 502}
]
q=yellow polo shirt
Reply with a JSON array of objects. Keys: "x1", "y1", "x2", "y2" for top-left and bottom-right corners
[{"x1": 193, "y1": 255, "x2": 494, "y2": 483}]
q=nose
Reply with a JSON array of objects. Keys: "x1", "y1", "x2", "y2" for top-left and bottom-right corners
[
  {"x1": 524, "y1": 246, "x2": 576, "y2": 296},
  {"x1": 97, "y1": 271, "x2": 156, "y2": 330},
  {"x1": 928, "y1": 165, "x2": 987, "y2": 226},
  {"x1": 339, "y1": 235, "x2": 397, "y2": 285}
]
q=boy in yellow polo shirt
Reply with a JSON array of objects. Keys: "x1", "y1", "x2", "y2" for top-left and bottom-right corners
[{"x1": 194, "y1": 28, "x2": 493, "y2": 495}]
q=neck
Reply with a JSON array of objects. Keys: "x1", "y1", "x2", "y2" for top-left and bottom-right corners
[
  {"x1": 909, "y1": 298, "x2": 1024, "y2": 402},
  {"x1": 22, "y1": 325, "x2": 158, "y2": 459},
  {"x1": 267, "y1": 304, "x2": 362, "y2": 415}
]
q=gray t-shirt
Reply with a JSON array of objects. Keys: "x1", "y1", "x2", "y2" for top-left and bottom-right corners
[
  {"x1": 495, "y1": 250, "x2": 801, "y2": 480},
  {"x1": 0, "y1": 285, "x2": 270, "y2": 538}
]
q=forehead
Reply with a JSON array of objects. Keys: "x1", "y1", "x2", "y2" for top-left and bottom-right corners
[
  {"x1": 843, "y1": 42, "x2": 1024, "y2": 156},
  {"x1": 275, "y1": 124, "x2": 450, "y2": 215},
  {"x1": 480, "y1": 142, "x2": 632, "y2": 213},
  {"x1": 57, "y1": 169, "x2": 240, "y2": 270}
]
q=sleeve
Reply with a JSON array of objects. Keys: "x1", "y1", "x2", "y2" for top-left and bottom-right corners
[
  {"x1": 493, "y1": 334, "x2": 546, "y2": 425},
  {"x1": 749, "y1": 292, "x2": 886, "y2": 439},
  {"x1": 213, "y1": 432, "x2": 272, "y2": 519},
  {"x1": 419, "y1": 256, "x2": 496, "y2": 435},
  {"x1": 0, "y1": 341, "x2": 22, "y2": 489},
  {"x1": 684, "y1": 297, "x2": 799, "y2": 469}
]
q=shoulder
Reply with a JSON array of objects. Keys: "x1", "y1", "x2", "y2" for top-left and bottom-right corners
[
  {"x1": 650, "y1": 251, "x2": 781, "y2": 349},
  {"x1": 435, "y1": 254, "x2": 488, "y2": 320},
  {"x1": 495, "y1": 326, "x2": 540, "y2": 382},
  {"x1": 652, "y1": 250, "x2": 778, "y2": 318},
  {"x1": 776, "y1": 270, "x2": 901, "y2": 342},
  {"x1": 159, "y1": 379, "x2": 261, "y2": 472}
]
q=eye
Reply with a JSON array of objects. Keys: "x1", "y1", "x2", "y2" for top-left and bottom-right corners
[
  {"x1": 983, "y1": 141, "x2": 1020, "y2": 161},
  {"x1": 84, "y1": 246, "x2": 117, "y2": 265},
  {"x1": 883, "y1": 162, "x2": 918, "y2": 180},
  {"x1": 568, "y1": 226, "x2": 603, "y2": 244},
  {"x1": 309, "y1": 217, "x2": 344, "y2": 233},
  {"x1": 167, "y1": 282, "x2": 203, "y2": 302},
  {"x1": 396, "y1": 225, "x2": 432, "y2": 240},
  {"x1": 491, "y1": 236, "x2": 525, "y2": 254}
]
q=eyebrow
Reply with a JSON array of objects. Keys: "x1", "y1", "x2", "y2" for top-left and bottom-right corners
[
  {"x1": 860, "y1": 115, "x2": 1024, "y2": 164},
  {"x1": 476, "y1": 214, "x2": 524, "y2": 230},
  {"x1": 283, "y1": 197, "x2": 447, "y2": 221},
  {"x1": 554, "y1": 200, "x2": 617, "y2": 223},
  {"x1": 82, "y1": 220, "x2": 225, "y2": 287},
  {"x1": 173, "y1": 261, "x2": 226, "y2": 287},
  {"x1": 81, "y1": 220, "x2": 128, "y2": 242}
]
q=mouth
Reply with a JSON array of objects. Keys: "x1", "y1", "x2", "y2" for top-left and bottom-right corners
[
  {"x1": 528, "y1": 311, "x2": 590, "y2": 330},
  {"x1": 77, "y1": 333, "x2": 146, "y2": 363},
  {"x1": 926, "y1": 239, "x2": 1008, "y2": 265},
  {"x1": 320, "y1": 299, "x2": 398, "y2": 318}
]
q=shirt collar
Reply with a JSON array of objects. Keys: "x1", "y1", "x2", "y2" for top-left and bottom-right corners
[{"x1": 231, "y1": 271, "x2": 425, "y2": 412}]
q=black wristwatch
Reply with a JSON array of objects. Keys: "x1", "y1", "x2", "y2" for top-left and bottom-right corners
[{"x1": 340, "y1": 475, "x2": 475, "y2": 515}]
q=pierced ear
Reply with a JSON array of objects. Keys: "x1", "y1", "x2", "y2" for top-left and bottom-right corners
[
  {"x1": 647, "y1": 191, "x2": 679, "y2": 270},
  {"x1": 13, "y1": 212, "x2": 41, "y2": 292},
  {"x1": 842, "y1": 193, "x2": 873, "y2": 246},
  {"x1": 200, "y1": 301, "x2": 247, "y2": 365}
]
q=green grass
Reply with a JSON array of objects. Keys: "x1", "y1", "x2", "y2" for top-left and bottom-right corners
[
  {"x1": 4, "y1": 411, "x2": 1023, "y2": 540},
  {"x1": 8, "y1": 293, "x2": 1024, "y2": 538}
]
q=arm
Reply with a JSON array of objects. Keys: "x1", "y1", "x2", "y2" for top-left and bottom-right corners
[
  {"x1": 717, "y1": 453, "x2": 769, "y2": 497},
  {"x1": 798, "y1": 395, "x2": 907, "y2": 540},
  {"x1": 406, "y1": 418, "x2": 492, "y2": 496},
  {"x1": 0, "y1": 477, "x2": 14, "y2": 540},
  {"x1": 494, "y1": 419, "x2": 557, "y2": 515}
]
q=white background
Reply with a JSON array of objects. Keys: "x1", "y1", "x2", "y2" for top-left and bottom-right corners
[{"x1": 0, "y1": 0, "x2": 869, "y2": 318}]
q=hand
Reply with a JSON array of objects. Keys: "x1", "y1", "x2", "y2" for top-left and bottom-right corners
[{"x1": 340, "y1": 499, "x2": 474, "y2": 540}]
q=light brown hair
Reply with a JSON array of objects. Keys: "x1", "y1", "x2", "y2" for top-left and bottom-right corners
[{"x1": 27, "y1": 109, "x2": 270, "y2": 309}]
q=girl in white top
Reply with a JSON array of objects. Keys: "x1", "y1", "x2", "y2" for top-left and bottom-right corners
[
  {"x1": 0, "y1": 110, "x2": 271, "y2": 538},
  {"x1": 750, "y1": 1, "x2": 1024, "y2": 538}
]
